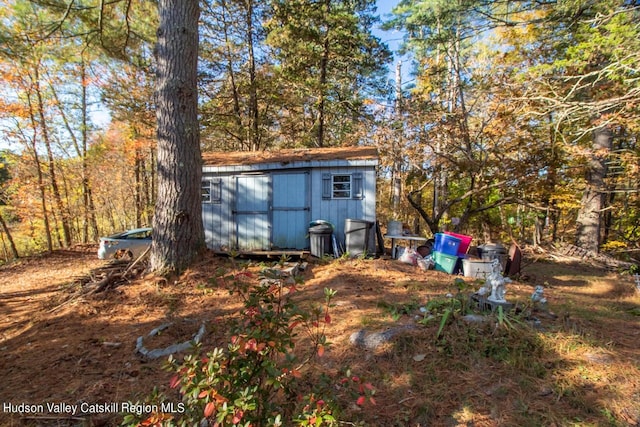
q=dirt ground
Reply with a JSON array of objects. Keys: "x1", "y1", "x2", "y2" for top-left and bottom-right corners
[{"x1": 1, "y1": 247, "x2": 639, "y2": 426}]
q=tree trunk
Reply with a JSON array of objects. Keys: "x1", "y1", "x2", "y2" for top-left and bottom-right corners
[
  {"x1": 245, "y1": 0, "x2": 260, "y2": 151},
  {"x1": 46, "y1": 59, "x2": 99, "y2": 243},
  {"x1": 315, "y1": 0, "x2": 330, "y2": 148},
  {"x1": 392, "y1": 62, "x2": 403, "y2": 213},
  {"x1": 142, "y1": 154, "x2": 152, "y2": 226},
  {"x1": 0, "y1": 210, "x2": 19, "y2": 259},
  {"x1": 26, "y1": 90, "x2": 53, "y2": 253},
  {"x1": 575, "y1": 127, "x2": 613, "y2": 253},
  {"x1": 220, "y1": 0, "x2": 244, "y2": 150},
  {"x1": 80, "y1": 60, "x2": 100, "y2": 242},
  {"x1": 135, "y1": 145, "x2": 143, "y2": 228},
  {"x1": 150, "y1": 0, "x2": 204, "y2": 275},
  {"x1": 33, "y1": 66, "x2": 72, "y2": 247}
]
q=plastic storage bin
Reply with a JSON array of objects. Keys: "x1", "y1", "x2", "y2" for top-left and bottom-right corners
[
  {"x1": 433, "y1": 251, "x2": 459, "y2": 274},
  {"x1": 443, "y1": 231, "x2": 473, "y2": 255},
  {"x1": 462, "y1": 258, "x2": 493, "y2": 278},
  {"x1": 433, "y1": 233, "x2": 461, "y2": 256}
]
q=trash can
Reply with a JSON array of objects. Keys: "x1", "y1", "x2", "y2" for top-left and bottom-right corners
[
  {"x1": 309, "y1": 223, "x2": 334, "y2": 258},
  {"x1": 477, "y1": 243, "x2": 508, "y2": 272},
  {"x1": 344, "y1": 218, "x2": 374, "y2": 257}
]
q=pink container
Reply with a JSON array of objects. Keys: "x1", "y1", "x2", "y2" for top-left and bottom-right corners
[{"x1": 444, "y1": 231, "x2": 472, "y2": 255}]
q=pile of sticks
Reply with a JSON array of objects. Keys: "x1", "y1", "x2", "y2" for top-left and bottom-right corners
[
  {"x1": 85, "y1": 247, "x2": 151, "y2": 293},
  {"x1": 553, "y1": 242, "x2": 634, "y2": 270},
  {"x1": 48, "y1": 249, "x2": 150, "y2": 314}
]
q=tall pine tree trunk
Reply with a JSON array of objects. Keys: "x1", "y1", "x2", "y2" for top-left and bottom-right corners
[
  {"x1": 150, "y1": 0, "x2": 204, "y2": 275},
  {"x1": 245, "y1": 0, "x2": 260, "y2": 151},
  {"x1": 80, "y1": 59, "x2": 99, "y2": 242},
  {"x1": 315, "y1": 0, "x2": 331, "y2": 148},
  {"x1": 575, "y1": 127, "x2": 612, "y2": 253}
]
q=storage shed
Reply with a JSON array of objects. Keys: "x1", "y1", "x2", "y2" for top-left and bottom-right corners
[{"x1": 201, "y1": 146, "x2": 378, "y2": 254}]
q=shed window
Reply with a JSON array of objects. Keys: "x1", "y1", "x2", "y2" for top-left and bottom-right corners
[
  {"x1": 332, "y1": 175, "x2": 351, "y2": 199},
  {"x1": 322, "y1": 173, "x2": 364, "y2": 200},
  {"x1": 202, "y1": 179, "x2": 221, "y2": 203}
]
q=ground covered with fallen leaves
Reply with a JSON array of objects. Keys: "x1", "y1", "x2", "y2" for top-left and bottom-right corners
[{"x1": 1, "y1": 246, "x2": 639, "y2": 426}]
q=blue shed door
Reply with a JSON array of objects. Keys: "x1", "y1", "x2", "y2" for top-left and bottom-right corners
[
  {"x1": 272, "y1": 173, "x2": 310, "y2": 249},
  {"x1": 235, "y1": 175, "x2": 270, "y2": 250}
]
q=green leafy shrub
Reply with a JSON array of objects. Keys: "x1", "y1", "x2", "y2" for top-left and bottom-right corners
[{"x1": 122, "y1": 265, "x2": 371, "y2": 426}]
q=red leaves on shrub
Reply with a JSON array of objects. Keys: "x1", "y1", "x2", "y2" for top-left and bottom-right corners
[
  {"x1": 169, "y1": 375, "x2": 180, "y2": 389},
  {"x1": 232, "y1": 410, "x2": 244, "y2": 424},
  {"x1": 245, "y1": 338, "x2": 258, "y2": 351},
  {"x1": 204, "y1": 402, "x2": 216, "y2": 418},
  {"x1": 288, "y1": 320, "x2": 301, "y2": 330}
]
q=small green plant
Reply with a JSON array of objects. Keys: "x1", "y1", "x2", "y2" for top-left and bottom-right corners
[
  {"x1": 418, "y1": 278, "x2": 473, "y2": 339},
  {"x1": 278, "y1": 254, "x2": 291, "y2": 267},
  {"x1": 377, "y1": 299, "x2": 421, "y2": 321},
  {"x1": 123, "y1": 265, "x2": 369, "y2": 426},
  {"x1": 495, "y1": 305, "x2": 513, "y2": 329}
]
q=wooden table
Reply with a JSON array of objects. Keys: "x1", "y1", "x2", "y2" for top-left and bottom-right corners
[{"x1": 384, "y1": 234, "x2": 429, "y2": 259}]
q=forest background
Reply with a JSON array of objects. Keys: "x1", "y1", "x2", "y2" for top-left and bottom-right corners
[{"x1": 0, "y1": 0, "x2": 639, "y2": 265}]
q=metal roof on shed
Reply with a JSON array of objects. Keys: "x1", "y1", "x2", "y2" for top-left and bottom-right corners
[{"x1": 201, "y1": 146, "x2": 378, "y2": 167}]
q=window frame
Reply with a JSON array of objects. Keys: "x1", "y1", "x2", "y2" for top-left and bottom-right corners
[
  {"x1": 331, "y1": 174, "x2": 352, "y2": 199},
  {"x1": 202, "y1": 179, "x2": 222, "y2": 204},
  {"x1": 322, "y1": 172, "x2": 364, "y2": 200}
]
